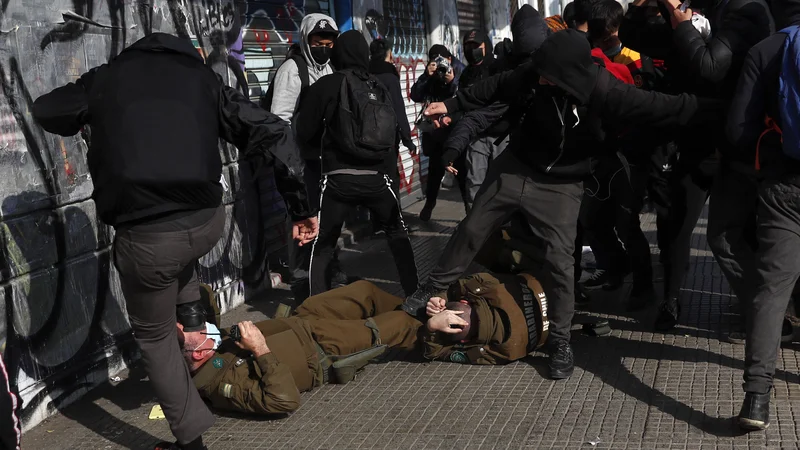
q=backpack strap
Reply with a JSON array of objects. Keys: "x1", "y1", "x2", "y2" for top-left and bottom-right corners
[{"x1": 756, "y1": 115, "x2": 783, "y2": 171}]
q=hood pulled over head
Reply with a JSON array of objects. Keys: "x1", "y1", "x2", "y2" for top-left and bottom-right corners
[
  {"x1": 533, "y1": 28, "x2": 598, "y2": 104},
  {"x1": 331, "y1": 30, "x2": 370, "y2": 73},
  {"x1": 513, "y1": 5, "x2": 550, "y2": 59},
  {"x1": 772, "y1": 0, "x2": 800, "y2": 28},
  {"x1": 300, "y1": 13, "x2": 340, "y2": 71}
]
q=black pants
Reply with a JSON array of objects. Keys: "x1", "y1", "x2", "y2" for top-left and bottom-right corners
[
  {"x1": 580, "y1": 156, "x2": 651, "y2": 289},
  {"x1": 663, "y1": 156, "x2": 718, "y2": 301},
  {"x1": 0, "y1": 353, "x2": 20, "y2": 450},
  {"x1": 707, "y1": 164, "x2": 760, "y2": 302},
  {"x1": 744, "y1": 178, "x2": 800, "y2": 394},
  {"x1": 309, "y1": 174, "x2": 418, "y2": 297},
  {"x1": 426, "y1": 151, "x2": 583, "y2": 342},
  {"x1": 113, "y1": 206, "x2": 225, "y2": 444},
  {"x1": 422, "y1": 133, "x2": 469, "y2": 207},
  {"x1": 286, "y1": 159, "x2": 343, "y2": 301}
]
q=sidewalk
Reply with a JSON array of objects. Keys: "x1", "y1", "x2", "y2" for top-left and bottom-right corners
[{"x1": 23, "y1": 189, "x2": 800, "y2": 450}]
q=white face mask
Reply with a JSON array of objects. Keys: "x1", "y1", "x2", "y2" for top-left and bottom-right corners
[
  {"x1": 691, "y1": 14, "x2": 712, "y2": 41},
  {"x1": 205, "y1": 322, "x2": 223, "y2": 350}
]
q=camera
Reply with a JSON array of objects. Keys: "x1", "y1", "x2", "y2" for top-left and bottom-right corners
[{"x1": 432, "y1": 55, "x2": 452, "y2": 80}]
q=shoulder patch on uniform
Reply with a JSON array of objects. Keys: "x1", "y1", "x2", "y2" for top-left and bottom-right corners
[
  {"x1": 212, "y1": 357, "x2": 225, "y2": 369},
  {"x1": 449, "y1": 351, "x2": 468, "y2": 364},
  {"x1": 220, "y1": 383, "x2": 233, "y2": 398}
]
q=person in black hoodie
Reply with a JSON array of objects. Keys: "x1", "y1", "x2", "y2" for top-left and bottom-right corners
[
  {"x1": 726, "y1": 0, "x2": 800, "y2": 430},
  {"x1": 369, "y1": 37, "x2": 418, "y2": 192},
  {"x1": 296, "y1": 30, "x2": 419, "y2": 298},
  {"x1": 401, "y1": 29, "x2": 720, "y2": 381},
  {"x1": 31, "y1": 33, "x2": 318, "y2": 450},
  {"x1": 410, "y1": 44, "x2": 468, "y2": 221}
]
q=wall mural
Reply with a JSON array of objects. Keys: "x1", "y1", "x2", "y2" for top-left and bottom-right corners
[{"x1": 0, "y1": 0, "x2": 320, "y2": 432}]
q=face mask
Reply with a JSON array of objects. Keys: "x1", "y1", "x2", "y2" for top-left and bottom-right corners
[
  {"x1": 205, "y1": 322, "x2": 222, "y2": 351},
  {"x1": 465, "y1": 47, "x2": 484, "y2": 65},
  {"x1": 310, "y1": 46, "x2": 332, "y2": 65},
  {"x1": 604, "y1": 44, "x2": 622, "y2": 59}
]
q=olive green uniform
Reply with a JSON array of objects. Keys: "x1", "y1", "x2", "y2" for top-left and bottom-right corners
[
  {"x1": 421, "y1": 273, "x2": 549, "y2": 364},
  {"x1": 191, "y1": 281, "x2": 421, "y2": 415}
]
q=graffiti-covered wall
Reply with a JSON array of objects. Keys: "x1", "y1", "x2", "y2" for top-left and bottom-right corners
[
  {"x1": 0, "y1": 0, "x2": 322, "y2": 432},
  {"x1": 351, "y1": 0, "x2": 426, "y2": 206}
]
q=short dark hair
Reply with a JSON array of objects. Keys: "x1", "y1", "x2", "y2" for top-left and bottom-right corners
[
  {"x1": 572, "y1": 0, "x2": 602, "y2": 25},
  {"x1": 588, "y1": 0, "x2": 624, "y2": 43},
  {"x1": 369, "y1": 38, "x2": 392, "y2": 61}
]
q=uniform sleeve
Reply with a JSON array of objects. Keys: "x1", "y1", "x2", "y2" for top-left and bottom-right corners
[
  {"x1": 269, "y1": 59, "x2": 302, "y2": 123},
  {"x1": 218, "y1": 85, "x2": 315, "y2": 221},
  {"x1": 32, "y1": 67, "x2": 100, "y2": 136},
  {"x1": 726, "y1": 45, "x2": 766, "y2": 153},
  {"x1": 210, "y1": 353, "x2": 301, "y2": 415},
  {"x1": 601, "y1": 75, "x2": 723, "y2": 129}
]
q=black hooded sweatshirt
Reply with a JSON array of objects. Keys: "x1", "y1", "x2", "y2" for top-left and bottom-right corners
[
  {"x1": 296, "y1": 30, "x2": 396, "y2": 174},
  {"x1": 727, "y1": 1, "x2": 800, "y2": 178},
  {"x1": 441, "y1": 5, "x2": 549, "y2": 164},
  {"x1": 443, "y1": 29, "x2": 721, "y2": 180},
  {"x1": 369, "y1": 58, "x2": 414, "y2": 149},
  {"x1": 33, "y1": 33, "x2": 314, "y2": 225},
  {"x1": 459, "y1": 30, "x2": 497, "y2": 90}
]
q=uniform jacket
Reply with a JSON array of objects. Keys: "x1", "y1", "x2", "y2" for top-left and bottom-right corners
[
  {"x1": 269, "y1": 14, "x2": 338, "y2": 124},
  {"x1": 422, "y1": 273, "x2": 548, "y2": 365},
  {"x1": 32, "y1": 33, "x2": 315, "y2": 225},
  {"x1": 192, "y1": 318, "x2": 320, "y2": 416},
  {"x1": 444, "y1": 30, "x2": 721, "y2": 180}
]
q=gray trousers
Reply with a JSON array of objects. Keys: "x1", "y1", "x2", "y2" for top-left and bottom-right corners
[
  {"x1": 465, "y1": 136, "x2": 508, "y2": 204},
  {"x1": 744, "y1": 179, "x2": 800, "y2": 394},
  {"x1": 427, "y1": 151, "x2": 583, "y2": 342},
  {"x1": 113, "y1": 206, "x2": 225, "y2": 444}
]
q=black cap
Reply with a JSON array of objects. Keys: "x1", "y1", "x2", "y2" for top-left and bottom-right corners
[
  {"x1": 428, "y1": 44, "x2": 452, "y2": 60},
  {"x1": 463, "y1": 29, "x2": 487, "y2": 46},
  {"x1": 309, "y1": 17, "x2": 339, "y2": 37}
]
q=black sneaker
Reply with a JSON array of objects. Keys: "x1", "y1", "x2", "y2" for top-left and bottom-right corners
[
  {"x1": 575, "y1": 283, "x2": 591, "y2": 305},
  {"x1": 601, "y1": 272, "x2": 626, "y2": 291},
  {"x1": 627, "y1": 284, "x2": 656, "y2": 312},
  {"x1": 781, "y1": 318, "x2": 794, "y2": 343},
  {"x1": 738, "y1": 392, "x2": 770, "y2": 431},
  {"x1": 154, "y1": 440, "x2": 208, "y2": 450},
  {"x1": 654, "y1": 297, "x2": 680, "y2": 332},
  {"x1": 419, "y1": 201, "x2": 435, "y2": 222},
  {"x1": 402, "y1": 283, "x2": 442, "y2": 318},
  {"x1": 548, "y1": 339, "x2": 574, "y2": 380},
  {"x1": 581, "y1": 269, "x2": 608, "y2": 290}
]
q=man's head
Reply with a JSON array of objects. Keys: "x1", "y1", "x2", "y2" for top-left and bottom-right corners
[
  {"x1": 463, "y1": 29, "x2": 489, "y2": 66},
  {"x1": 369, "y1": 38, "x2": 393, "y2": 62},
  {"x1": 588, "y1": 0, "x2": 624, "y2": 54},
  {"x1": 772, "y1": 0, "x2": 800, "y2": 28},
  {"x1": 443, "y1": 300, "x2": 478, "y2": 343},
  {"x1": 331, "y1": 30, "x2": 370, "y2": 72},
  {"x1": 301, "y1": 14, "x2": 339, "y2": 67},
  {"x1": 572, "y1": 0, "x2": 601, "y2": 32},
  {"x1": 428, "y1": 44, "x2": 453, "y2": 64},
  {"x1": 178, "y1": 322, "x2": 218, "y2": 371}
]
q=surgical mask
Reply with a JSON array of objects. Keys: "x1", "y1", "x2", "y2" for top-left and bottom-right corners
[
  {"x1": 604, "y1": 44, "x2": 622, "y2": 59},
  {"x1": 204, "y1": 322, "x2": 222, "y2": 351},
  {"x1": 465, "y1": 47, "x2": 485, "y2": 65},
  {"x1": 310, "y1": 46, "x2": 332, "y2": 65},
  {"x1": 691, "y1": 14, "x2": 712, "y2": 41}
]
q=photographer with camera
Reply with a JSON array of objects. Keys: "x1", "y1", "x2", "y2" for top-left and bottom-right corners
[{"x1": 410, "y1": 45, "x2": 468, "y2": 221}]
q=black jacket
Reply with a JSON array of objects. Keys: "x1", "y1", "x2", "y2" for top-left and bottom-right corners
[
  {"x1": 458, "y1": 31, "x2": 496, "y2": 90},
  {"x1": 33, "y1": 33, "x2": 313, "y2": 225},
  {"x1": 444, "y1": 30, "x2": 721, "y2": 180},
  {"x1": 727, "y1": 4, "x2": 800, "y2": 177},
  {"x1": 296, "y1": 30, "x2": 396, "y2": 174},
  {"x1": 441, "y1": 5, "x2": 549, "y2": 164},
  {"x1": 369, "y1": 59, "x2": 414, "y2": 150}
]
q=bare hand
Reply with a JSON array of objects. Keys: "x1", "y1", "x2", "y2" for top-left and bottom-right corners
[
  {"x1": 425, "y1": 102, "x2": 448, "y2": 117},
  {"x1": 426, "y1": 297, "x2": 447, "y2": 317},
  {"x1": 671, "y1": 7, "x2": 692, "y2": 28},
  {"x1": 427, "y1": 310, "x2": 468, "y2": 334},
  {"x1": 235, "y1": 321, "x2": 270, "y2": 357},
  {"x1": 445, "y1": 164, "x2": 458, "y2": 175},
  {"x1": 426, "y1": 61, "x2": 437, "y2": 76},
  {"x1": 293, "y1": 217, "x2": 319, "y2": 246}
]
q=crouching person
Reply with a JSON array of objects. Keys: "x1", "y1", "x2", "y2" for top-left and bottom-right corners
[{"x1": 181, "y1": 281, "x2": 422, "y2": 415}]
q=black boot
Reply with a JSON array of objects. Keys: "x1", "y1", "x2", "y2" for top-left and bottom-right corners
[
  {"x1": 738, "y1": 392, "x2": 770, "y2": 431},
  {"x1": 547, "y1": 339, "x2": 574, "y2": 380},
  {"x1": 654, "y1": 296, "x2": 680, "y2": 332},
  {"x1": 627, "y1": 283, "x2": 656, "y2": 312},
  {"x1": 154, "y1": 436, "x2": 207, "y2": 450},
  {"x1": 419, "y1": 200, "x2": 435, "y2": 222},
  {"x1": 402, "y1": 283, "x2": 445, "y2": 318}
]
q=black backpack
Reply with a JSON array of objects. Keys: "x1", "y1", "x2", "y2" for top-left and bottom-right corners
[
  {"x1": 259, "y1": 43, "x2": 310, "y2": 111},
  {"x1": 329, "y1": 69, "x2": 397, "y2": 162}
]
